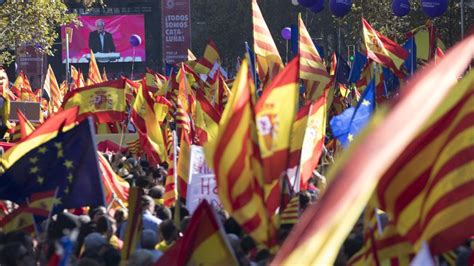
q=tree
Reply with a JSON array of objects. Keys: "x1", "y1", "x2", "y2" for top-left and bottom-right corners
[{"x1": 0, "y1": 0, "x2": 103, "y2": 65}]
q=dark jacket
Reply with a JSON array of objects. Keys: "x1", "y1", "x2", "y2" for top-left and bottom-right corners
[{"x1": 88, "y1": 30, "x2": 116, "y2": 53}]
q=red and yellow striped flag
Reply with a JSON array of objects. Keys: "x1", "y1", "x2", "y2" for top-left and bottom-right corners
[
  {"x1": 97, "y1": 152, "x2": 129, "y2": 209},
  {"x1": 87, "y1": 50, "x2": 103, "y2": 85},
  {"x1": 205, "y1": 58, "x2": 275, "y2": 247},
  {"x1": 375, "y1": 69, "x2": 474, "y2": 254},
  {"x1": 71, "y1": 65, "x2": 85, "y2": 90},
  {"x1": 156, "y1": 200, "x2": 238, "y2": 266},
  {"x1": 17, "y1": 109, "x2": 35, "y2": 140},
  {"x1": 272, "y1": 33, "x2": 474, "y2": 266},
  {"x1": 177, "y1": 130, "x2": 191, "y2": 200},
  {"x1": 280, "y1": 195, "x2": 299, "y2": 226},
  {"x1": 252, "y1": 0, "x2": 283, "y2": 81},
  {"x1": 255, "y1": 56, "x2": 299, "y2": 214},
  {"x1": 163, "y1": 131, "x2": 177, "y2": 207},
  {"x1": 362, "y1": 19, "x2": 408, "y2": 78},
  {"x1": 126, "y1": 138, "x2": 142, "y2": 157},
  {"x1": 11, "y1": 71, "x2": 35, "y2": 101},
  {"x1": 121, "y1": 187, "x2": 142, "y2": 262},
  {"x1": 298, "y1": 14, "x2": 330, "y2": 101},
  {"x1": 208, "y1": 69, "x2": 231, "y2": 114},
  {"x1": 194, "y1": 39, "x2": 221, "y2": 75},
  {"x1": 43, "y1": 65, "x2": 63, "y2": 113},
  {"x1": 62, "y1": 79, "x2": 126, "y2": 123}
]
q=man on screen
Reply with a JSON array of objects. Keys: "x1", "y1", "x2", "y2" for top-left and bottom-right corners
[{"x1": 88, "y1": 19, "x2": 116, "y2": 53}]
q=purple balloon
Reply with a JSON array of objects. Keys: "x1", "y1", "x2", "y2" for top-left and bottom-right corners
[
  {"x1": 421, "y1": 0, "x2": 448, "y2": 18},
  {"x1": 392, "y1": 0, "x2": 410, "y2": 17},
  {"x1": 309, "y1": 0, "x2": 324, "y2": 13},
  {"x1": 129, "y1": 34, "x2": 142, "y2": 47},
  {"x1": 329, "y1": 0, "x2": 352, "y2": 17},
  {"x1": 281, "y1": 27, "x2": 292, "y2": 40},
  {"x1": 298, "y1": 0, "x2": 318, "y2": 8}
]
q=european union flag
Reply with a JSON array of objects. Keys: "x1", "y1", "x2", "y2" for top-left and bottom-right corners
[
  {"x1": 348, "y1": 51, "x2": 368, "y2": 84},
  {"x1": 403, "y1": 37, "x2": 417, "y2": 76},
  {"x1": 335, "y1": 54, "x2": 351, "y2": 85},
  {"x1": 382, "y1": 67, "x2": 400, "y2": 97},
  {"x1": 0, "y1": 119, "x2": 105, "y2": 211},
  {"x1": 330, "y1": 78, "x2": 376, "y2": 148}
]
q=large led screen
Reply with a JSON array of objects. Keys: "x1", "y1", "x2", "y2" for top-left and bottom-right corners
[{"x1": 61, "y1": 15, "x2": 146, "y2": 63}]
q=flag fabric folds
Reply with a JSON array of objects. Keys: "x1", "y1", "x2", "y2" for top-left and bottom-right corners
[
  {"x1": 121, "y1": 187, "x2": 143, "y2": 262},
  {"x1": 62, "y1": 79, "x2": 127, "y2": 124},
  {"x1": 272, "y1": 32, "x2": 474, "y2": 266},
  {"x1": 87, "y1": 50, "x2": 103, "y2": 85},
  {"x1": 252, "y1": 0, "x2": 283, "y2": 81},
  {"x1": 375, "y1": 70, "x2": 474, "y2": 254},
  {"x1": 362, "y1": 19, "x2": 408, "y2": 78},
  {"x1": 330, "y1": 78, "x2": 376, "y2": 148},
  {"x1": 17, "y1": 109, "x2": 36, "y2": 141},
  {"x1": 97, "y1": 152, "x2": 129, "y2": 209},
  {"x1": 255, "y1": 56, "x2": 299, "y2": 214},
  {"x1": 156, "y1": 200, "x2": 238, "y2": 266},
  {"x1": 298, "y1": 14, "x2": 330, "y2": 101},
  {"x1": 43, "y1": 65, "x2": 63, "y2": 113},
  {"x1": 205, "y1": 58, "x2": 275, "y2": 246},
  {"x1": 194, "y1": 39, "x2": 221, "y2": 75},
  {"x1": 0, "y1": 117, "x2": 105, "y2": 211}
]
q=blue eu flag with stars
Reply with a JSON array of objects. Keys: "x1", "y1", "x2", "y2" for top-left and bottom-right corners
[
  {"x1": 0, "y1": 119, "x2": 105, "y2": 211},
  {"x1": 330, "y1": 78, "x2": 376, "y2": 148}
]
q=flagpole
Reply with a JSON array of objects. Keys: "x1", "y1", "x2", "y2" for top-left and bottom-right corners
[{"x1": 172, "y1": 130, "x2": 181, "y2": 227}]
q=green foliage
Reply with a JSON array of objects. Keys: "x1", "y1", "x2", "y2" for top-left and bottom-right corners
[{"x1": 0, "y1": 0, "x2": 103, "y2": 65}]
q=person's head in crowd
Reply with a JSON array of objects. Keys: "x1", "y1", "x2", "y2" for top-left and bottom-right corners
[
  {"x1": 224, "y1": 217, "x2": 243, "y2": 237},
  {"x1": 3, "y1": 231, "x2": 34, "y2": 257},
  {"x1": 155, "y1": 205, "x2": 172, "y2": 221},
  {"x1": 299, "y1": 191, "x2": 311, "y2": 211},
  {"x1": 140, "y1": 158, "x2": 150, "y2": 169},
  {"x1": 83, "y1": 232, "x2": 107, "y2": 253},
  {"x1": 136, "y1": 175, "x2": 154, "y2": 189},
  {"x1": 255, "y1": 248, "x2": 271, "y2": 265},
  {"x1": 241, "y1": 235, "x2": 257, "y2": 259},
  {"x1": 96, "y1": 215, "x2": 117, "y2": 240},
  {"x1": 99, "y1": 244, "x2": 121, "y2": 266},
  {"x1": 148, "y1": 185, "x2": 165, "y2": 200},
  {"x1": 141, "y1": 195, "x2": 155, "y2": 214},
  {"x1": 141, "y1": 229, "x2": 159, "y2": 250},
  {"x1": 127, "y1": 250, "x2": 154, "y2": 266},
  {"x1": 159, "y1": 219, "x2": 178, "y2": 244},
  {"x1": 170, "y1": 201, "x2": 190, "y2": 222},
  {"x1": 49, "y1": 212, "x2": 80, "y2": 240},
  {"x1": 89, "y1": 206, "x2": 107, "y2": 223},
  {"x1": 114, "y1": 208, "x2": 128, "y2": 226},
  {"x1": 180, "y1": 216, "x2": 191, "y2": 233},
  {"x1": 0, "y1": 242, "x2": 35, "y2": 266}
]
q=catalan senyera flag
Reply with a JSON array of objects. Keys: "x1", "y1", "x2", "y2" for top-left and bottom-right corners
[
  {"x1": 101, "y1": 67, "x2": 108, "y2": 81},
  {"x1": 145, "y1": 68, "x2": 166, "y2": 95},
  {"x1": 194, "y1": 39, "x2": 221, "y2": 75},
  {"x1": 126, "y1": 138, "x2": 142, "y2": 157},
  {"x1": 97, "y1": 152, "x2": 129, "y2": 209},
  {"x1": 11, "y1": 71, "x2": 35, "y2": 101},
  {"x1": 87, "y1": 50, "x2": 103, "y2": 85},
  {"x1": 195, "y1": 90, "x2": 221, "y2": 146},
  {"x1": 298, "y1": 15, "x2": 331, "y2": 101},
  {"x1": 255, "y1": 56, "x2": 299, "y2": 214},
  {"x1": 71, "y1": 65, "x2": 85, "y2": 90},
  {"x1": 205, "y1": 58, "x2": 275, "y2": 247},
  {"x1": 362, "y1": 19, "x2": 408, "y2": 78},
  {"x1": 272, "y1": 34, "x2": 474, "y2": 266},
  {"x1": 121, "y1": 187, "x2": 142, "y2": 262},
  {"x1": 43, "y1": 65, "x2": 63, "y2": 113},
  {"x1": 156, "y1": 200, "x2": 238, "y2": 266},
  {"x1": 375, "y1": 70, "x2": 474, "y2": 254},
  {"x1": 210, "y1": 69, "x2": 232, "y2": 114},
  {"x1": 62, "y1": 79, "x2": 126, "y2": 124},
  {"x1": 252, "y1": 0, "x2": 283, "y2": 81},
  {"x1": 163, "y1": 129, "x2": 177, "y2": 207},
  {"x1": 280, "y1": 195, "x2": 300, "y2": 226}
]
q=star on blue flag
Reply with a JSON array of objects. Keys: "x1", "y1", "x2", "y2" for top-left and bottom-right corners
[
  {"x1": 330, "y1": 78, "x2": 376, "y2": 148},
  {"x1": 0, "y1": 119, "x2": 105, "y2": 212}
]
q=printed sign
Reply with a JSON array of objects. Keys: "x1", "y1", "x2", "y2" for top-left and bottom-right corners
[
  {"x1": 161, "y1": 0, "x2": 192, "y2": 64},
  {"x1": 186, "y1": 145, "x2": 222, "y2": 214}
]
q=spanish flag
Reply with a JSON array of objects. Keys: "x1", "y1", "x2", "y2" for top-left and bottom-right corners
[
  {"x1": 17, "y1": 109, "x2": 36, "y2": 141},
  {"x1": 272, "y1": 33, "x2": 474, "y2": 266},
  {"x1": 62, "y1": 79, "x2": 126, "y2": 124},
  {"x1": 298, "y1": 14, "x2": 330, "y2": 101},
  {"x1": 194, "y1": 39, "x2": 221, "y2": 75},
  {"x1": 195, "y1": 90, "x2": 221, "y2": 146},
  {"x1": 156, "y1": 200, "x2": 238, "y2": 266},
  {"x1": 255, "y1": 56, "x2": 299, "y2": 214},
  {"x1": 97, "y1": 152, "x2": 129, "y2": 209},
  {"x1": 205, "y1": 59, "x2": 275, "y2": 247},
  {"x1": 362, "y1": 19, "x2": 408, "y2": 78}
]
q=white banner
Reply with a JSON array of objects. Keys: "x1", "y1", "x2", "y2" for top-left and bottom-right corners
[{"x1": 186, "y1": 145, "x2": 222, "y2": 214}]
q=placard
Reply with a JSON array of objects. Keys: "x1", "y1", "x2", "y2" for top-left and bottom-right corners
[{"x1": 161, "y1": 0, "x2": 192, "y2": 64}]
